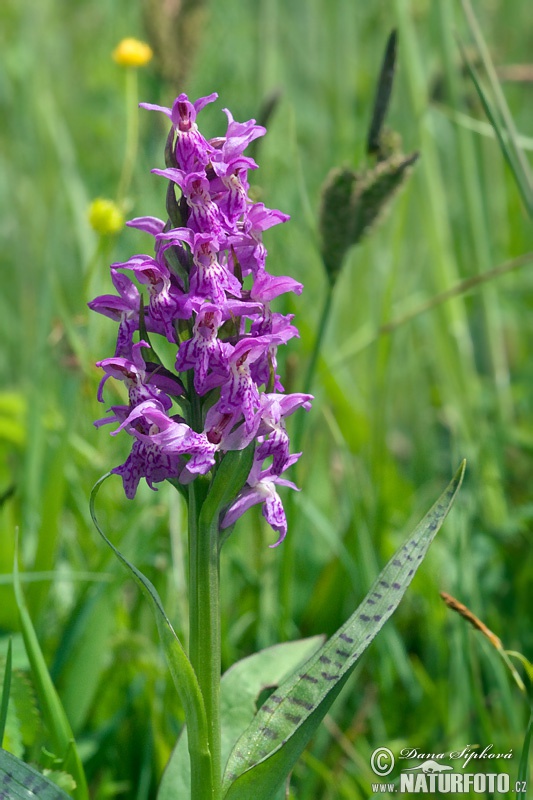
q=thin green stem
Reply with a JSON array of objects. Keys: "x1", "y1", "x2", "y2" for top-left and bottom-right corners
[
  {"x1": 189, "y1": 476, "x2": 222, "y2": 799},
  {"x1": 116, "y1": 68, "x2": 139, "y2": 206}
]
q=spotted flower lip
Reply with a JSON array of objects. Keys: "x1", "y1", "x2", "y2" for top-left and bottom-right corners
[{"x1": 90, "y1": 92, "x2": 311, "y2": 539}]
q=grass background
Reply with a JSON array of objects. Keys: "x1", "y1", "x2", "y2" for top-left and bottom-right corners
[{"x1": 1, "y1": 0, "x2": 532, "y2": 797}]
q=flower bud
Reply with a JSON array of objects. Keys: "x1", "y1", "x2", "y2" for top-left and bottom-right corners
[
  {"x1": 88, "y1": 199, "x2": 125, "y2": 235},
  {"x1": 112, "y1": 38, "x2": 153, "y2": 68}
]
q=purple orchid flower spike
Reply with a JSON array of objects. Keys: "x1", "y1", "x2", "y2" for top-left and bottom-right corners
[{"x1": 90, "y1": 91, "x2": 311, "y2": 538}]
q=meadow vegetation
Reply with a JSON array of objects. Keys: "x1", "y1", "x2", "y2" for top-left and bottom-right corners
[{"x1": 0, "y1": 0, "x2": 531, "y2": 797}]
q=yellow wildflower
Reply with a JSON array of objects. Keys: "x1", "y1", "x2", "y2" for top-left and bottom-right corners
[
  {"x1": 88, "y1": 199, "x2": 125, "y2": 236},
  {"x1": 112, "y1": 38, "x2": 153, "y2": 68}
]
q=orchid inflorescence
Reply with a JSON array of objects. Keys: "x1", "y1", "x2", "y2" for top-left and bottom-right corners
[{"x1": 89, "y1": 92, "x2": 311, "y2": 544}]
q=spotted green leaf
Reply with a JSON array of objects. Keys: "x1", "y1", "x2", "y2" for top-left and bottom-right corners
[
  {"x1": 222, "y1": 462, "x2": 465, "y2": 799},
  {"x1": 0, "y1": 748, "x2": 71, "y2": 799},
  {"x1": 157, "y1": 636, "x2": 324, "y2": 800}
]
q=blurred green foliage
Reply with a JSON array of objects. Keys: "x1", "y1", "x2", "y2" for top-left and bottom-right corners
[{"x1": 1, "y1": 0, "x2": 532, "y2": 797}]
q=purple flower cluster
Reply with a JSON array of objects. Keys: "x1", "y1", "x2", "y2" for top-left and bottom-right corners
[{"x1": 90, "y1": 93, "x2": 311, "y2": 544}]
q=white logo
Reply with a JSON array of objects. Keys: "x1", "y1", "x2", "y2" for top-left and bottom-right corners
[
  {"x1": 402, "y1": 759, "x2": 453, "y2": 774},
  {"x1": 370, "y1": 747, "x2": 394, "y2": 776}
]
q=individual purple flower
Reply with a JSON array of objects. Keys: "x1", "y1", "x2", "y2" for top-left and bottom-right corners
[
  {"x1": 230, "y1": 203, "x2": 291, "y2": 275},
  {"x1": 88, "y1": 268, "x2": 140, "y2": 357},
  {"x1": 220, "y1": 452, "x2": 301, "y2": 546},
  {"x1": 96, "y1": 341, "x2": 182, "y2": 410},
  {"x1": 210, "y1": 156, "x2": 257, "y2": 221},
  {"x1": 248, "y1": 314, "x2": 300, "y2": 390},
  {"x1": 175, "y1": 303, "x2": 227, "y2": 394},
  {"x1": 255, "y1": 393, "x2": 312, "y2": 474},
  {"x1": 114, "y1": 253, "x2": 187, "y2": 341},
  {"x1": 210, "y1": 108, "x2": 266, "y2": 162},
  {"x1": 119, "y1": 401, "x2": 216, "y2": 465},
  {"x1": 204, "y1": 404, "x2": 260, "y2": 451},
  {"x1": 140, "y1": 92, "x2": 217, "y2": 171},
  {"x1": 110, "y1": 398, "x2": 217, "y2": 493},
  {"x1": 152, "y1": 169, "x2": 225, "y2": 235},
  {"x1": 158, "y1": 229, "x2": 241, "y2": 304},
  {"x1": 215, "y1": 336, "x2": 290, "y2": 433},
  {"x1": 113, "y1": 437, "x2": 181, "y2": 499}
]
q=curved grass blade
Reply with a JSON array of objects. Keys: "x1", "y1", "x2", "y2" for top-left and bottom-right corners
[
  {"x1": 222, "y1": 461, "x2": 465, "y2": 799},
  {"x1": 13, "y1": 536, "x2": 88, "y2": 800},
  {"x1": 0, "y1": 748, "x2": 72, "y2": 799},
  {"x1": 89, "y1": 474, "x2": 212, "y2": 800}
]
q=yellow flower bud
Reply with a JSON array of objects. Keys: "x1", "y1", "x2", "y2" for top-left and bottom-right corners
[
  {"x1": 88, "y1": 199, "x2": 125, "y2": 236},
  {"x1": 112, "y1": 38, "x2": 153, "y2": 68}
]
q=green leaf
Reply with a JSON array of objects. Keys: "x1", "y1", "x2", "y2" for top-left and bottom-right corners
[
  {"x1": 157, "y1": 636, "x2": 324, "y2": 800},
  {"x1": 13, "y1": 537, "x2": 88, "y2": 800},
  {"x1": 222, "y1": 461, "x2": 465, "y2": 800},
  {"x1": 0, "y1": 748, "x2": 72, "y2": 799},
  {"x1": 89, "y1": 474, "x2": 213, "y2": 799}
]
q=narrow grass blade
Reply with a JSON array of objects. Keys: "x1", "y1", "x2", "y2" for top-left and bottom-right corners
[
  {"x1": 222, "y1": 462, "x2": 465, "y2": 799},
  {"x1": 0, "y1": 749, "x2": 72, "y2": 799},
  {"x1": 0, "y1": 639, "x2": 12, "y2": 747},
  {"x1": 459, "y1": 43, "x2": 533, "y2": 216},
  {"x1": 13, "y1": 535, "x2": 88, "y2": 800},
  {"x1": 460, "y1": 0, "x2": 533, "y2": 215},
  {"x1": 367, "y1": 29, "x2": 398, "y2": 158}
]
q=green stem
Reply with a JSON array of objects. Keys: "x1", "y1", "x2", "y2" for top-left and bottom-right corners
[
  {"x1": 279, "y1": 279, "x2": 334, "y2": 639},
  {"x1": 116, "y1": 68, "x2": 139, "y2": 206},
  {"x1": 189, "y1": 477, "x2": 222, "y2": 800}
]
